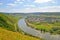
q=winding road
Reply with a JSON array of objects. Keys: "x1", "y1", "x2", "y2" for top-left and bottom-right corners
[{"x1": 18, "y1": 18, "x2": 60, "y2": 40}]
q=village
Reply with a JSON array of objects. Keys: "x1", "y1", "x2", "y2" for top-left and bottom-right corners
[{"x1": 27, "y1": 16, "x2": 60, "y2": 23}]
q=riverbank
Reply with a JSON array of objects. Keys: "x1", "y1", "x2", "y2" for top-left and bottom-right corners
[
  {"x1": 25, "y1": 17, "x2": 60, "y2": 35},
  {"x1": 18, "y1": 18, "x2": 60, "y2": 40}
]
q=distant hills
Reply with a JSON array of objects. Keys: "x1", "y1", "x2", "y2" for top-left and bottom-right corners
[{"x1": 0, "y1": 12, "x2": 60, "y2": 16}]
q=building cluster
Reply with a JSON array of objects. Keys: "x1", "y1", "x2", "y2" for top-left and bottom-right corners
[{"x1": 27, "y1": 16, "x2": 60, "y2": 23}]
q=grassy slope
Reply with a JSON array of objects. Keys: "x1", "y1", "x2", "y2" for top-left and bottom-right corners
[
  {"x1": 0, "y1": 14, "x2": 16, "y2": 31},
  {"x1": 0, "y1": 27, "x2": 41, "y2": 40},
  {"x1": 0, "y1": 14, "x2": 22, "y2": 32}
]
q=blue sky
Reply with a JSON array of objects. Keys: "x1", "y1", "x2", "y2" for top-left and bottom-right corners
[{"x1": 0, "y1": 0, "x2": 60, "y2": 13}]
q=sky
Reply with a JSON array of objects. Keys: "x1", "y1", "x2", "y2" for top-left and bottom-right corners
[{"x1": 0, "y1": 0, "x2": 60, "y2": 13}]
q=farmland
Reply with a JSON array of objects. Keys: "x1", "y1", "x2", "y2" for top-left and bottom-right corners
[{"x1": 26, "y1": 13, "x2": 60, "y2": 35}]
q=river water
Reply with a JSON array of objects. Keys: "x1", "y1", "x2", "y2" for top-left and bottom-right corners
[{"x1": 18, "y1": 18, "x2": 60, "y2": 40}]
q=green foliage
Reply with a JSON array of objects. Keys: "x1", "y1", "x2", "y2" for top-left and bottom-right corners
[
  {"x1": 0, "y1": 14, "x2": 22, "y2": 32},
  {"x1": 26, "y1": 16, "x2": 60, "y2": 35},
  {"x1": 0, "y1": 27, "x2": 41, "y2": 40},
  {"x1": 0, "y1": 14, "x2": 15, "y2": 31}
]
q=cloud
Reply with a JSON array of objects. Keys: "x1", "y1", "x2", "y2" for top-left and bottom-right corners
[
  {"x1": 16, "y1": 6, "x2": 60, "y2": 11},
  {"x1": 40, "y1": 6, "x2": 60, "y2": 9},
  {"x1": 0, "y1": 3, "x2": 3, "y2": 5},
  {"x1": 7, "y1": 3, "x2": 17, "y2": 6},
  {"x1": 7, "y1": 0, "x2": 23, "y2": 7},
  {"x1": 39, "y1": 6, "x2": 60, "y2": 12},
  {"x1": 11, "y1": 6, "x2": 60, "y2": 13},
  {"x1": 14, "y1": 0, "x2": 21, "y2": 3},
  {"x1": 14, "y1": 0, "x2": 23, "y2": 4},
  {"x1": 16, "y1": 0, "x2": 21, "y2": 2},
  {"x1": 34, "y1": 0, "x2": 52, "y2": 3},
  {"x1": 0, "y1": 6, "x2": 60, "y2": 13},
  {"x1": 24, "y1": 5, "x2": 35, "y2": 7},
  {"x1": 14, "y1": 1, "x2": 23, "y2": 4}
]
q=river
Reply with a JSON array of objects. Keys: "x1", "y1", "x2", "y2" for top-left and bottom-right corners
[{"x1": 18, "y1": 18, "x2": 60, "y2": 40}]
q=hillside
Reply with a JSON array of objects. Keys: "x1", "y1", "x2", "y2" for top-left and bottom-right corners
[
  {"x1": 0, "y1": 27, "x2": 41, "y2": 40},
  {"x1": 0, "y1": 14, "x2": 22, "y2": 32},
  {"x1": 0, "y1": 13, "x2": 42, "y2": 40}
]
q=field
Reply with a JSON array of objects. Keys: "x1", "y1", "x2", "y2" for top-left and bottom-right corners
[{"x1": 26, "y1": 14, "x2": 60, "y2": 35}]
